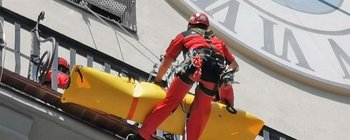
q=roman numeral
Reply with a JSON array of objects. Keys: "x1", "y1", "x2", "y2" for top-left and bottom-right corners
[
  {"x1": 329, "y1": 39, "x2": 350, "y2": 79},
  {"x1": 260, "y1": 16, "x2": 314, "y2": 71}
]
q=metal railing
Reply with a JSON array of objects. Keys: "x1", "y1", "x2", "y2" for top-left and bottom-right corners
[{"x1": 0, "y1": 6, "x2": 150, "y2": 91}]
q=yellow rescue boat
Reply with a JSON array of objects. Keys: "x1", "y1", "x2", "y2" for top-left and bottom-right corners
[{"x1": 61, "y1": 65, "x2": 264, "y2": 140}]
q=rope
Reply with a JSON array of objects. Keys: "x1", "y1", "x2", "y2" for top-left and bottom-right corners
[{"x1": 81, "y1": 1, "x2": 158, "y2": 64}]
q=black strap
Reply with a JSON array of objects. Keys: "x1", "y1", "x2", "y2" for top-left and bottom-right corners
[
  {"x1": 198, "y1": 83, "x2": 218, "y2": 96},
  {"x1": 224, "y1": 99, "x2": 237, "y2": 114},
  {"x1": 181, "y1": 30, "x2": 196, "y2": 37},
  {"x1": 178, "y1": 73, "x2": 195, "y2": 85},
  {"x1": 75, "y1": 68, "x2": 84, "y2": 83}
]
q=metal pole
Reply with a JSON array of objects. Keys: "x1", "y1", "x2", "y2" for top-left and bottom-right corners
[
  {"x1": 70, "y1": 48, "x2": 76, "y2": 70},
  {"x1": 0, "y1": 17, "x2": 4, "y2": 67},
  {"x1": 51, "y1": 42, "x2": 59, "y2": 90},
  {"x1": 29, "y1": 29, "x2": 41, "y2": 81},
  {"x1": 14, "y1": 23, "x2": 21, "y2": 74}
]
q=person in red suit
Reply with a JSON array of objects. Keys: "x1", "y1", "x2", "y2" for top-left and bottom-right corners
[
  {"x1": 43, "y1": 57, "x2": 70, "y2": 89},
  {"x1": 128, "y1": 13, "x2": 239, "y2": 140}
]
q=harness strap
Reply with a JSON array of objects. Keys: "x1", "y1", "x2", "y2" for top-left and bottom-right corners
[
  {"x1": 179, "y1": 73, "x2": 195, "y2": 85},
  {"x1": 198, "y1": 83, "x2": 218, "y2": 96},
  {"x1": 195, "y1": 48, "x2": 225, "y2": 62},
  {"x1": 179, "y1": 28, "x2": 227, "y2": 98}
]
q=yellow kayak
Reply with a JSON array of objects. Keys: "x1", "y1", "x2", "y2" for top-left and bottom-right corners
[{"x1": 61, "y1": 65, "x2": 264, "y2": 140}]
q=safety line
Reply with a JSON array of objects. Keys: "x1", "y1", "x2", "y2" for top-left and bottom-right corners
[{"x1": 81, "y1": 1, "x2": 158, "y2": 64}]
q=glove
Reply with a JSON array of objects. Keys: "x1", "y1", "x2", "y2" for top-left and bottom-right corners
[{"x1": 222, "y1": 71, "x2": 234, "y2": 84}]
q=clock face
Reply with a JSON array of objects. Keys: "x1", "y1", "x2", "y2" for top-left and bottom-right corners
[{"x1": 175, "y1": 0, "x2": 350, "y2": 94}]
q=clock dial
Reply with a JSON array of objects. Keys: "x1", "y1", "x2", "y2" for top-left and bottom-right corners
[{"x1": 173, "y1": 0, "x2": 350, "y2": 94}]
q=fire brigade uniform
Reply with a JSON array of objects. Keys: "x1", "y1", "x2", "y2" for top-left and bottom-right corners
[
  {"x1": 45, "y1": 70, "x2": 70, "y2": 89},
  {"x1": 128, "y1": 13, "x2": 238, "y2": 140},
  {"x1": 43, "y1": 57, "x2": 70, "y2": 89},
  {"x1": 138, "y1": 28, "x2": 236, "y2": 140}
]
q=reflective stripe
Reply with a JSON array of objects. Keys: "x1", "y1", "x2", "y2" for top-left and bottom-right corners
[{"x1": 127, "y1": 97, "x2": 139, "y2": 119}]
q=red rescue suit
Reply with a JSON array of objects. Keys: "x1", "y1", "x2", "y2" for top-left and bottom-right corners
[
  {"x1": 138, "y1": 29, "x2": 236, "y2": 140},
  {"x1": 44, "y1": 70, "x2": 70, "y2": 89},
  {"x1": 218, "y1": 84, "x2": 235, "y2": 108}
]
